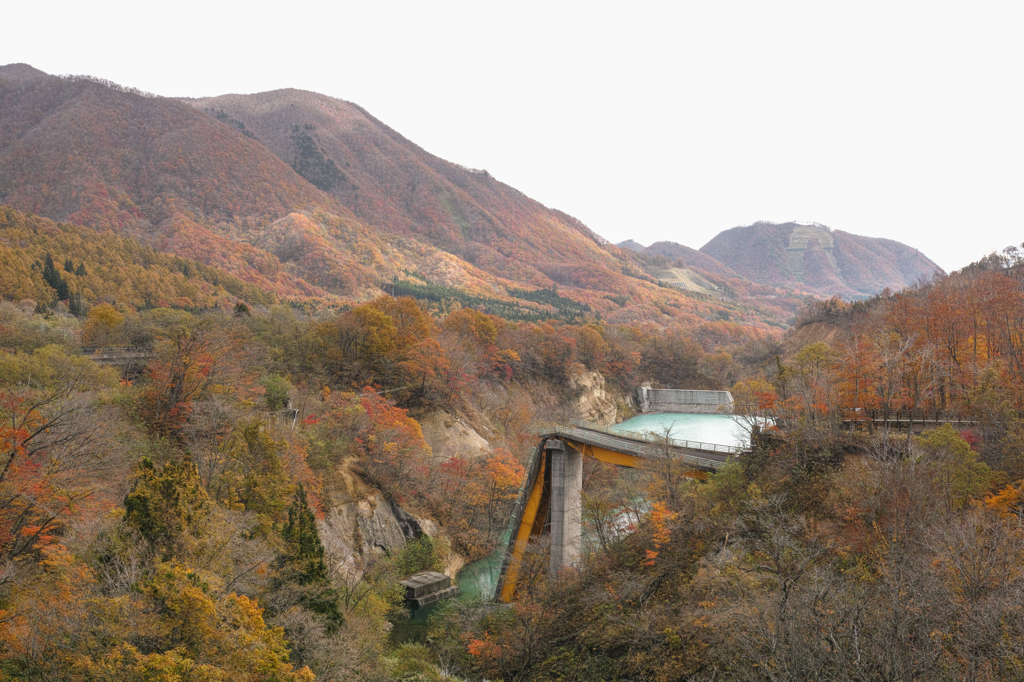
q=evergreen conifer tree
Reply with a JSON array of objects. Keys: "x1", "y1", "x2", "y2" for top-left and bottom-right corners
[
  {"x1": 41, "y1": 253, "x2": 70, "y2": 301},
  {"x1": 278, "y1": 484, "x2": 344, "y2": 635},
  {"x1": 42, "y1": 253, "x2": 58, "y2": 287},
  {"x1": 55, "y1": 278, "x2": 69, "y2": 302},
  {"x1": 68, "y1": 293, "x2": 84, "y2": 317},
  {"x1": 282, "y1": 484, "x2": 327, "y2": 584}
]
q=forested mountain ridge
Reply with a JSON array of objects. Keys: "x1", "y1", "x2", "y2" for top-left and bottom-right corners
[
  {"x1": 185, "y1": 88, "x2": 616, "y2": 280},
  {"x1": 623, "y1": 239, "x2": 743, "y2": 279},
  {"x1": 613, "y1": 238, "x2": 810, "y2": 324},
  {"x1": 618, "y1": 220, "x2": 943, "y2": 303},
  {"x1": 3, "y1": 60, "x2": 1024, "y2": 681},
  {"x1": 700, "y1": 221, "x2": 943, "y2": 297},
  {"x1": 0, "y1": 68, "x2": 331, "y2": 227},
  {"x1": 0, "y1": 63, "x2": 791, "y2": 329},
  {"x1": 623, "y1": 221, "x2": 943, "y2": 299}
]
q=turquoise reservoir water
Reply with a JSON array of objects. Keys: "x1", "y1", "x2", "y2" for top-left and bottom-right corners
[
  {"x1": 454, "y1": 549, "x2": 504, "y2": 601},
  {"x1": 612, "y1": 412, "x2": 749, "y2": 447}
]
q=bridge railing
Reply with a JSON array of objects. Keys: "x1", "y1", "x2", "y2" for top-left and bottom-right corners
[
  {"x1": 565, "y1": 419, "x2": 745, "y2": 456},
  {"x1": 81, "y1": 346, "x2": 154, "y2": 356},
  {"x1": 841, "y1": 408, "x2": 974, "y2": 422}
]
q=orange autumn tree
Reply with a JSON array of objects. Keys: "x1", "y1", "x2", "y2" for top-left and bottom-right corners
[
  {"x1": 0, "y1": 379, "x2": 111, "y2": 585},
  {"x1": 142, "y1": 324, "x2": 250, "y2": 435},
  {"x1": 357, "y1": 388, "x2": 432, "y2": 503},
  {"x1": 309, "y1": 388, "x2": 432, "y2": 506},
  {"x1": 323, "y1": 296, "x2": 436, "y2": 391},
  {"x1": 986, "y1": 482, "x2": 1024, "y2": 518},
  {"x1": 0, "y1": 548, "x2": 314, "y2": 681},
  {"x1": 642, "y1": 501, "x2": 678, "y2": 567},
  {"x1": 478, "y1": 449, "x2": 525, "y2": 544},
  {"x1": 731, "y1": 377, "x2": 779, "y2": 439}
]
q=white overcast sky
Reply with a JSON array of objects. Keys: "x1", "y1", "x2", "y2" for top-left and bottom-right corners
[{"x1": 4, "y1": 1, "x2": 1023, "y2": 272}]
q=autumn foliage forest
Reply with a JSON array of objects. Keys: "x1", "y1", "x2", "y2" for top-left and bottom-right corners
[
  {"x1": 3, "y1": 63, "x2": 1024, "y2": 680},
  {"x1": 0, "y1": 216, "x2": 778, "y2": 679},
  {"x1": 1, "y1": 219, "x2": 1023, "y2": 679}
]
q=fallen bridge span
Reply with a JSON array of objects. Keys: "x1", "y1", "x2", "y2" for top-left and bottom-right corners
[{"x1": 494, "y1": 420, "x2": 742, "y2": 602}]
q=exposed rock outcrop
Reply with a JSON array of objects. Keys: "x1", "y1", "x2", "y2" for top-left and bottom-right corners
[
  {"x1": 318, "y1": 484, "x2": 465, "y2": 582},
  {"x1": 319, "y1": 492, "x2": 452, "y2": 580},
  {"x1": 571, "y1": 369, "x2": 618, "y2": 425},
  {"x1": 417, "y1": 410, "x2": 490, "y2": 459}
]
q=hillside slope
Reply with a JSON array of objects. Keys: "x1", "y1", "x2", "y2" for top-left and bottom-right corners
[
  {"x1": 642, "y1": 240, "x2": 741, "y2": 279},
  {"x1": 616, "y1": 239, "x2": 647, "y2": 254},
  {"x1": 0, "y1": 65, "x2": 401, "y2": 300},
  {"x1": 699, "y1": 221, "x2": 943, "y2": 297},
  {"x1": 185, "y1": 88, "x2": 630, "y2": 290},
  {"x1": 0, "y1": 64, "x2": 792, "y2": 329},
  {"x1": 0, "y1": 68, "x2": 331, "y2": 228}
]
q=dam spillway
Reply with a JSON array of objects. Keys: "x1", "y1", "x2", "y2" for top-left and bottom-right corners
[{"x1": 637, "y1": 387, "x2": 733, "y2": 414}]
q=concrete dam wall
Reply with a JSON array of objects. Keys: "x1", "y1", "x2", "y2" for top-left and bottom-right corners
[{"x1": 637, "y1": 387, "x2": 733, "y2": 414}]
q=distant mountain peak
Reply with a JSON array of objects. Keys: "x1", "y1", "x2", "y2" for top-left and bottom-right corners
[
  {"x1": 617, "y1": 239, "x2": 647, "y2": 253},
  {"x1": 699, "y1": 220, "x2": 943, "y2": 298},
  {"x1": 0, "y1": 63, "x2": 51, "y2": 82}
]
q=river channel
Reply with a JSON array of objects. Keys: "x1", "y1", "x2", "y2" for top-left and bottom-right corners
[{"x1": 390, "y1": 412, "x2": 748, "y2": 642}]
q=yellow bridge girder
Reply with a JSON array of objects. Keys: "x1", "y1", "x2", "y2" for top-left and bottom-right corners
[
  {"x1": 498, "y1": 456, "x2": 546, "y2": 602},
  {"x1": 497, "y1": 437, "x2": 707, "y2": 602}
]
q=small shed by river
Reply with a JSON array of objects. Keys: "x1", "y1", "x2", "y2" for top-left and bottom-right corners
[{"x1": 400, "y1": 571, "x2": 460, "y2": 608}]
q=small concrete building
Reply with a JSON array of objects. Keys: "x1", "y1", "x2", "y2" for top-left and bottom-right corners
[{"x1": 399, "y1": 571, "x2": 460, "y2": 608}]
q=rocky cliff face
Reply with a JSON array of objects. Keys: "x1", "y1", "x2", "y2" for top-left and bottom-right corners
[
  {"x1": 319, "y1": 491, "x2": 458, "y2": 580},
  {"x1": 571, "y1": 369, "x2": 619, "y2": 425},
  {"x1": 416, "y1": 411, "x2": 491, "y2": 460},
  {"x1": 317, "y1": 368, "x2": 625, "y2": 582}
]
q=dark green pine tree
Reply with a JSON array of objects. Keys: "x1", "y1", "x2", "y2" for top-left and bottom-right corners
[
  {"x1": 282, "y1": 484, "x2": 327, "y2": 584},
  {"x1": 280, "y1": 484, "x2": 344, "y2": 634},
  {"x1": 55, "y1": 278, "x2": 70, "y2": 303},
  {"x1": 75, "y1": 262, "x2": 87, "y2": 277},
  {"x1": 64, "y1": 257, "x2": 74, "y2": 272},
  {"x1": 68, "y1": 293, "x2": 84, "y2": 317},
  {"x1": 41, "y1": 253, "x2": 70, "y2": 302},
  {"x1": 42, "y1": 253, "x2": 59, "y2": 287}
]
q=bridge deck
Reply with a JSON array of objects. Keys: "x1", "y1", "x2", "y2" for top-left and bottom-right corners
[
  {"x1": 81, "y1": 346, "x2": 155, "y2": 364},
  {"x1": 839, "y1": 409, "x2": 979, "y2": 425},
  {"x1": 544, "y1": 420, "x2": 741, "y2": 471},
  {"x1": 495, "y1": 422, "x2": 741, "y2": 601}
]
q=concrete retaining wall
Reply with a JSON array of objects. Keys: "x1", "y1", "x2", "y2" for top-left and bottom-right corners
[{"x1": 637, "y1": 387, "x2": 733, "y2": 414}]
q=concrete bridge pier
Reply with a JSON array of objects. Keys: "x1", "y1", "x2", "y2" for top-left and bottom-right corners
[
  {"x1": 547, "y1": 439, "x2": 583, "y2": 574},
  {"x1": 496, "y1": 423, "x2": 735, "y2": 602}
]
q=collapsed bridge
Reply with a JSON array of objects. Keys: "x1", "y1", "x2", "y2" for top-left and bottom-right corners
[{"x1": 494, "y1": 420, "x2": 743, "y2": 602}]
